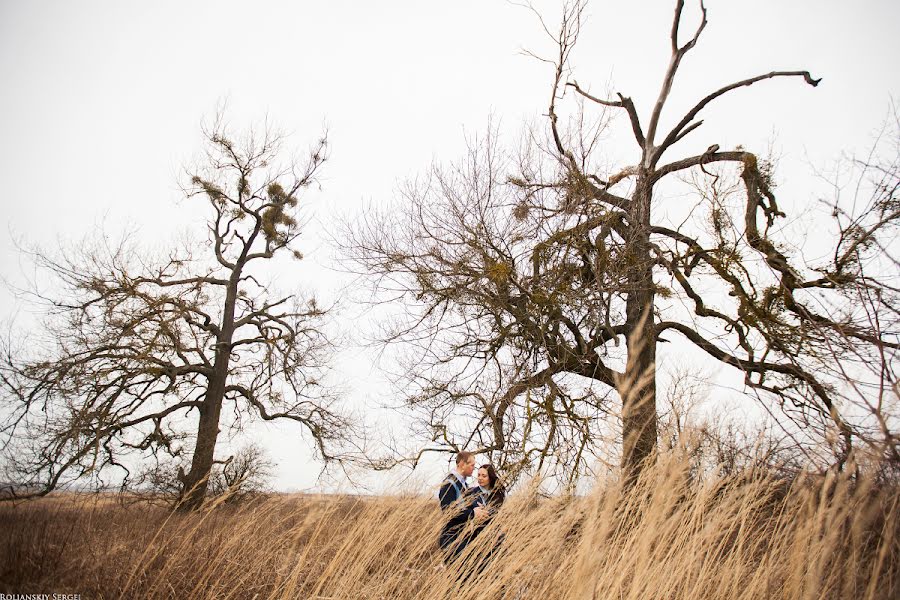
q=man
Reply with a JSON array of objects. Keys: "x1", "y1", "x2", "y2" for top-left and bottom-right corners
[{"x1": 437, "y1": 451, "x2": 487, "y2": 563}]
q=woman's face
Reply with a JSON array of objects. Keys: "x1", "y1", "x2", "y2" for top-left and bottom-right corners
[{"x1": 477, "y1": 467, "x2": 490, "y2": 488}]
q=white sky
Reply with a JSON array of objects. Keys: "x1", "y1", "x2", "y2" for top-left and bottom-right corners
[{"x1": 1, "y1": 0, "x2": 898, "y2": 492}]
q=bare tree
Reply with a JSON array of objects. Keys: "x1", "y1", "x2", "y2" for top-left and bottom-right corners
[
  {"x1": 344, "y1": 1, "x2": 898, "y2": 484},
  {"x1": 207, "y1": 443, "x2": 276, "y2": 503},
  {"x1": 0, "y1": 118, "x2": 347, "y2": 509},
  {"x1": 127, "y1": 442, "x2": 275, "y2": 507}
]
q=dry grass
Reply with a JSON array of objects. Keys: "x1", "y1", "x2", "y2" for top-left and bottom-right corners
[{"x1": 1, "y1": 456, "x2": 898, "y2": 599}]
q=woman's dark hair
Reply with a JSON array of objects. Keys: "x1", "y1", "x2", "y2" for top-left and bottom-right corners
[{"x1": 479, "y1": 464, "x2": 506, "y2": 505}]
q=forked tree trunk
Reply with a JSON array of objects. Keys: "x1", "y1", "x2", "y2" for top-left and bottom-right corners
[{"x1": 620, "y1": 175, "x2": 658, "y2": 483}]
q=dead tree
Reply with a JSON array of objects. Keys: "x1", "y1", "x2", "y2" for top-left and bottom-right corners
[
  {"x1": 345, "y1": 1, "x2": 898, "y2": 485},
  {"x1": 1, "y1": 119, "x2": 347, "y2": 509}
]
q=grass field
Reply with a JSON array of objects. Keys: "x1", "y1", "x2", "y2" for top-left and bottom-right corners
[{"x1": 2, "y1": 454, "x2": 898, "y2": 600}]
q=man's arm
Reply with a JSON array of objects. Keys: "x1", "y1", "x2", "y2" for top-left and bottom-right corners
[{"x1": 438, "y1": 480, "x2": 458, "y2": 511}]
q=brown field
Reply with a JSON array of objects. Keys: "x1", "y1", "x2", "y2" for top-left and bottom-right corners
[{"x1": 1, "y1": 456, "x2": 898, "y2": 600}]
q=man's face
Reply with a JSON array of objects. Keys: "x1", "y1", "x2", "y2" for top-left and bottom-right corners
[{"x1": 459, "y1": 456, "x2": 476, "y2": 477}]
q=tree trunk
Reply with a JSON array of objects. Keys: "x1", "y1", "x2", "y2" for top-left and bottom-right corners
[
  {"x1": 178, "y1": 361, "x2": 228, "y2": 510},
  {"x1": 179, "y1": 273, "x2": 240, "y2": 510},
  {"x1": 620, "y1": 175, "x2": 658, "y2": 484}
]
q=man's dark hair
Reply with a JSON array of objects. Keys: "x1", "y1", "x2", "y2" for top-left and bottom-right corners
[{"x1": 455, "y1": 451, "x2": 474, "y2": 466}]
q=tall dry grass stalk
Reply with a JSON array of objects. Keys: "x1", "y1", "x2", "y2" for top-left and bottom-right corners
[{"x1": 1, "y1": 453, "x2": 897, "y2": 599}]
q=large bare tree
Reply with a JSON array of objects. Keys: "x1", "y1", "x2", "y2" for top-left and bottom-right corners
[
  {"x1": 345, "y1": 1, "x2": 899, "y2": 484},
  {"x1": 1, "y1": 120, "x2": 347, "y2": 509}
]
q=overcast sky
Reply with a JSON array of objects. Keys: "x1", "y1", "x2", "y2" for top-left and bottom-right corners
[{"x1": 1, "y1": 0, "x2": 898, "y2": 492}]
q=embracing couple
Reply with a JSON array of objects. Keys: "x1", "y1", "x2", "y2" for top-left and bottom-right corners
[{"x1": 437, "y1": 451, "x2": 506, "y2": 565}]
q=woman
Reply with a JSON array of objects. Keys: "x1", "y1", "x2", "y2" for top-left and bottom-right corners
[
  {"x1": 450, "y1": 464, "x2": 505, "y2": 579},
  {"x1": 472, "y1": 464, "x2": 505, "y2": 516},
  {"x1": 465, "y1": 464, "x2": 505, "y2": 548}
]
